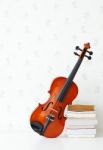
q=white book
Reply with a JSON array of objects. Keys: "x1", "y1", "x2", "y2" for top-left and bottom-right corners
[
  {"x1": 66, "y1": 129, "x2": 96, "y2": 135},
  {"x1": 66, "y1": 118, "x2": 98, "y2": 126},
  {"x1": 65, "y1": 111, "x2": 96, "y2": 118},
  {"x1": 65, "y1": 111, "x2": 96, "y2": 114},
  {"x1": 66, "y1": 125, "x2": 95, "y2": 129},
  {"x1": 67, "y1": 134, "x2": 96, "y2": 138}
]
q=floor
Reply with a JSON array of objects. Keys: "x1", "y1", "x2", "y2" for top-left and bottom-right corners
[{"x1": 0, "y1": 130, "x2": 103, "y2": 150}]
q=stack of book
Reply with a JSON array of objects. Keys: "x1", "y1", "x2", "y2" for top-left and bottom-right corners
[{"x1": 64, "y1": 105, "x2": 98, "y2": 138}]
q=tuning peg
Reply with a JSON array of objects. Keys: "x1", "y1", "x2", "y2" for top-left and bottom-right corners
[
  {"x1": 87, "y1": 51, "x2": 93, "y2": 55},
  {"x1": 75, "y1": 46, "x2": 82, "y2": 51},
  {"x1": 85, "y1": 55, "x2": 92, "y2": 60},
  {"x1": 74, "y1": 52, "x2": 80, "y2": 56}
]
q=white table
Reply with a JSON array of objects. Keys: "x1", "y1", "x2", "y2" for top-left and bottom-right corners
[{"x1": 0, "y1": 130, "x2": 103, "y2": 150}]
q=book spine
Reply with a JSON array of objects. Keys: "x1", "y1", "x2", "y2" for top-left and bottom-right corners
[
  {"x1": 67, "y1": 134, "x2": 95, "y2": 138},
  {"x1": 68, "y1": 105, "x2": 95, "y2": 111},
  {"x1": 65, "y1": 113, "x2": 96, "y2": 118},
  {"x1": 66, "y1": 125, "x2": 95, "y2": 129},
  {"x1": 66, "y1": 119, "x2": 98, "y2": 126},
  {"x1": 66, "y1": 129, "x2": 96, "y2": 135}
]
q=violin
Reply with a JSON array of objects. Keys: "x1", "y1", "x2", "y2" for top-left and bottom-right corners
[{"x1": 30, "y1": 43, "x2": 93, "y2": 138}]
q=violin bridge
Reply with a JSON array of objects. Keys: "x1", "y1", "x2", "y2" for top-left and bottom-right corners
[
  {"x1": 49, "y1": 108, "x2": 59, "y2": 118},
  {"x1": 46, "y1": 115, "x2": 55, "y2": 122}
]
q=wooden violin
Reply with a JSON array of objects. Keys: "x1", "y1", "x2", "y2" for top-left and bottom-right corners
[{"x1": 30, "y1": 43, "x2": 93, "y2": 138}]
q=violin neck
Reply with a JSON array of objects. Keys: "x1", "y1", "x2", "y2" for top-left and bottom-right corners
[{"x1": 57, "y1": 57, "x2": 83, "y2": 102}]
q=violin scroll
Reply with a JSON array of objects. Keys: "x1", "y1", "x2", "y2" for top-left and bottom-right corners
[{"x1": 74, "y1": 42, "x2": 93, "y2": 60}]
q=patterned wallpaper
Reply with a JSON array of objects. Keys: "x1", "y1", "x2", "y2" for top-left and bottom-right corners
[{"x1": 0, "y1": 0, "x2": 103, "y2": 134}]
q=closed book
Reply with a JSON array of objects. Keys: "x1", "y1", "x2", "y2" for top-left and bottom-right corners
[
  {"x1": 66, "y1": 128, "x2": 96, "y2": 135},
  {"x1": 68, "y1": 105, "x2": 95, "y2": 112},
  {"x1": 66, "y1": 118, "x2": 98, "y2": 126},
  {"x1": 67, "y1": 134, "x2": 95, "y2": 138},
  {"x1": 65, "y1": 111, "x2": 96, "y2": 118},
  {"x1": 66, "y1": 125, "x2": 95, "y2": 129}
]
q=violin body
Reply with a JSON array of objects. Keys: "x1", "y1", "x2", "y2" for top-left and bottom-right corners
[
  {"x1": 30, "y1": 77, "x2": 78, "y2": 138},
  {"x1": 30, "y1": 43, "x2": 92, "y2": 138}
]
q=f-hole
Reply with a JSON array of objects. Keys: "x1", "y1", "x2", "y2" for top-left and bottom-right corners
[
  {"x1": 58, "y1": 107, "x2": 62, "y2": 119},
  {"x1": 42, "y1": 102, "x2": 53, "y2": 111}
]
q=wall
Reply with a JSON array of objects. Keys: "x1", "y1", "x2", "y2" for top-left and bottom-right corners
[{"x1": 0, "y1": 0, "x2": 103, "y2": 135}]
